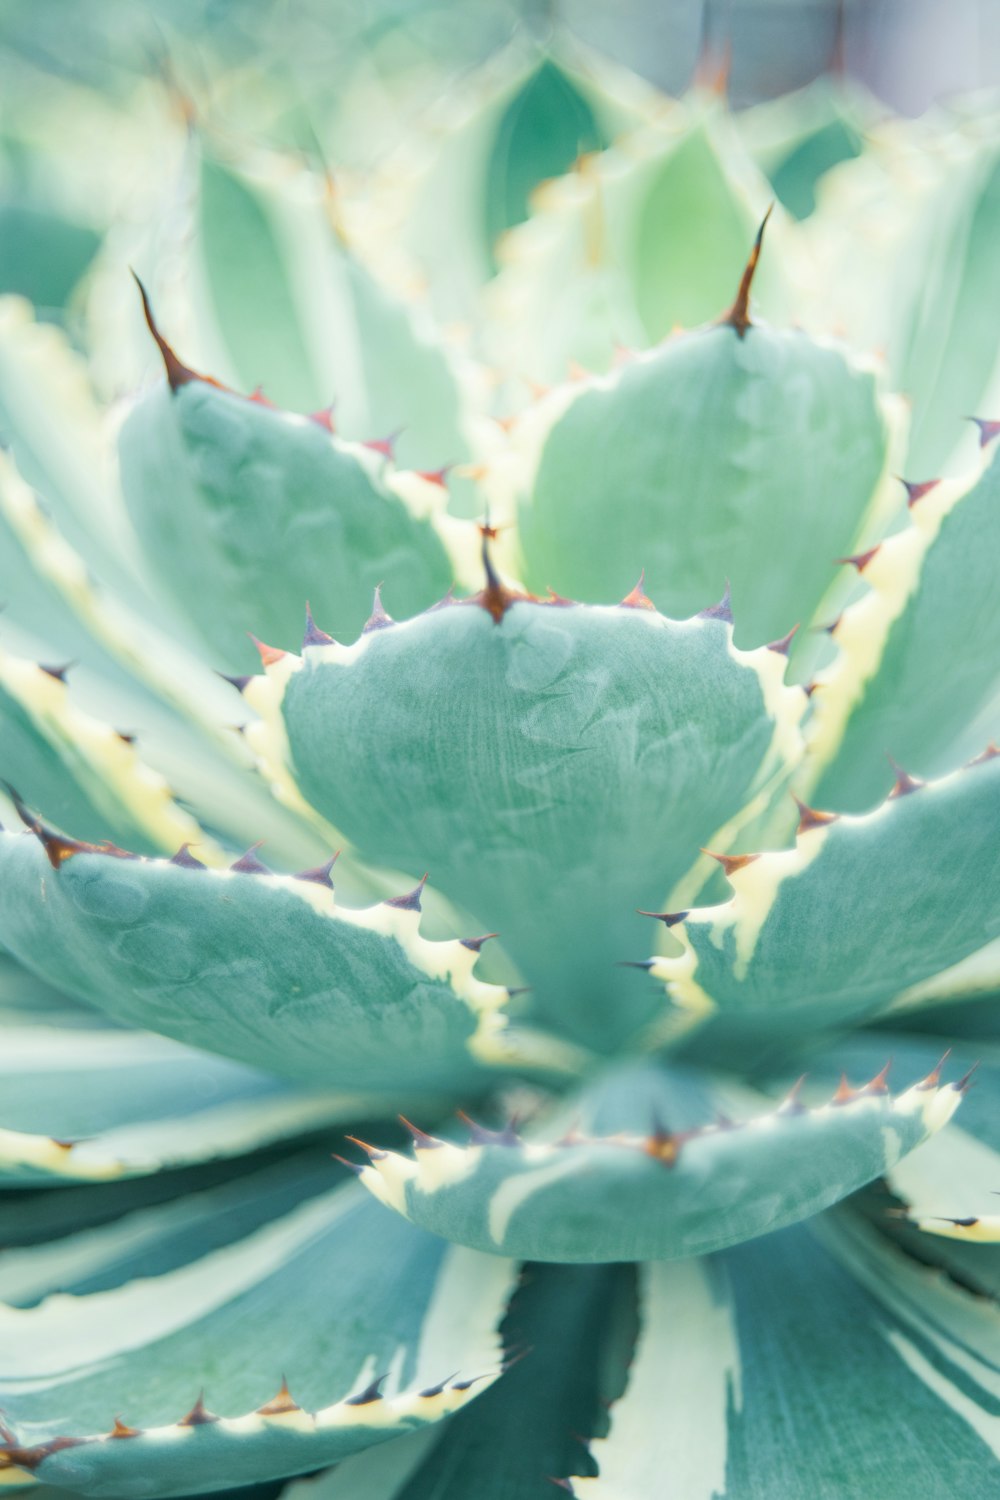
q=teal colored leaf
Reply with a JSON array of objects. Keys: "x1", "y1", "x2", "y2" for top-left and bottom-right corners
[
  {"x1": 353, "y1": 1056, "x2": 959, "y2": 1261},
  {"x1": 0, "y1": 828, "x2": 540, "y2": 1091},
  {"x1": 278, "y1": 594, "x2": 805, "y2": 1052},
  {"x1": 518, "y1": 318, "x2": 891, "y2": 649},
  {"x1": 117, "y1": 376, "x2": 455, "y2": 673},
  {"x1": 0, "y1": 201, "x2": 99, "y2": 309},
  {"x1": 0, "y1": 1153, "x2": 516, "y2": 1497},
  {"x1": 653, "y1": 755, "x2": 1000, "y2": 1045},
  {"x1": 811, "y1": 447, "x2": 1000, "y2": 811},
  {"x1": 0, "y1": 955, "x2": 391, "y2": 1185}
]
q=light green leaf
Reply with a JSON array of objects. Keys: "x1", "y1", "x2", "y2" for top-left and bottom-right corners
[
  {"x1": 516, "y1": 317, "x2": 895, "y2": 651},
  {"x1": 117, "y1": 376, "x2": 456, "y2": 672},
  {"x1": 0, "y1": 1154, "x2": 516, "y2": 1497},
  {"x1": 0, "y1": 829, "x2": 541, "y2": 1090},
  {"x1": 277, "y1": 594, "x2": 805, "y2": 1051},
  {"x1": 811, "y1": 446, "x2": 1000, "y2": 811},
  {"x1": 652, "y1": 756, "x2": 1000, "y2": 1045}
]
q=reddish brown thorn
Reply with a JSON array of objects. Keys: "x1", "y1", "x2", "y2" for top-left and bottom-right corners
[
  {"x1": 384, "y1": 873, "x2": 428, "y2": 912},
  {"x1": 620, "y1": 569, "x2": 655, "y2": 610},
  {"x1": 698, "y1": 580, "x2": 733, "y2": 624},
  {"x1": 39, "y1": 661, "x2": 73, "y2": 683},
  {"x1": 970, "y1": 417, "x2": 1000, "y2": 448},
  {"x1": 170, "y1": 843, "x2": 207, "y2": 870},
  {"x1": 109, "y1": 1418, "x2": 140, "y2": 1440},
  {"x1": 460, "y1": 932, "x2": 499, "y2": 952},
  {"x1": 416, "y1": 464, "x2": 454, "y2": 489},
  {"x1": 863, "y1": 1060, "x2": 892, "y2": 1094},
  {"x1": 719, "y1": 205, "x2": 773, "y2": 338},
  {"x1": 131, "y1": 271, "x2": 212, "y2": 392},
  {"x1": 399, "y1": 1116, "x2": 443, "y2": 1150},
  {"x1": 835, "y1": 546, "x2": 880, "y2": 573},
  {"x1": 918, "y1": 1050, "x2": 951, "y2": 1090},
  {"x1": 887, "y1": 755, "x2": 923, "y2": 797},
  {"x1": 637, "y1": 907, "x2": 688, "y2": 927},
  {"x1": 230, "y1": 842, "x2": 272, "y2": 875},
  {"x1": 472, "y1": 521, "x2": 526, "y2": 623},
  {"x1": 545, "y1": 587, "x2": 577, "y2": 607},
  {"x1": 115, "y1": 729, "x2": 137, "y2": 745},
  {"x1": 295, "y1": 853, "x2": 339, "y2": 889},
  {"x1": 832, "y1": 1073, "x2": 856, "y2": 1105},
  {"x1": 900, "y1": 477, "x2": 939, "y2": 507},
  {"x1": 767, "y1": 623, "x2": 800, "y2": 656},
  {"x1": 248, "y1": 634, "x2": 287, "y2": 669},
  {"x1": 309, "y1": 404, "x2": 336, "y2": 433},
  {"x1": 956, "y1": 1061, "x2": 981, "y2": 1093},
  {"x1": 331, "y1": 1152, "x2": 364, "y2": 1175},
  {"x1": 345, "y1": 1375, "x2": 387, "y2": 1406},
  {"x1": 645, "y1": 1128, "x2": 681, "y2": 1166},
  {"x1": 303, "y1": 603, "x2": 334, "y2": 649},
  {"x1": 257, "y1": 1378, "x2": 299, "y2": 1416},
  {"x1": 701, "y1": 847, "x2": 759, "y2": 878},
  {"x1": 364, "y1": 430, "x2": 403, "y2": 462},
  {"x1": 179, "y1": 1394, "x2": 219, "y2": 1427},
  {"x1": 345, "y1": 1135, "x2": 388, "y2": 1161},
  {"x1": 3, "y1": 783, "x2": 119, "y2": 868},
  {"x1": 363, "y1": 584, "x2": 394, "y2": 633},
  {"x1": 792, "y1": 795, "x2": 839, "y2": 836},
  {"x1": 969, "y1": 743, "x2": 1000, "y2": 766}
]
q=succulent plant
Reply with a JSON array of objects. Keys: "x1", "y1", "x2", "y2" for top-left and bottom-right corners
[{"x1": 2, "y1": 34, "x2": 1000, "y2": 1500}]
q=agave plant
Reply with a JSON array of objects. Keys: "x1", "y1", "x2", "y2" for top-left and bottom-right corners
[{"x1": 1, "y1": 34, "x2": 1000, "y2": 1500}]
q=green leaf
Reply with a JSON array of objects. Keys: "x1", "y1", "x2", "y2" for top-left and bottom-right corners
[
  {"x1": 517, "y1": 317, "x2": 893, "y2": 650},
  {"x1": 811, "y1": 447, "x2": 1000, "y2": 811},
  {"x1": 353, "y1": 1056, "x2": 959, "y2": 1262},
  {"x1": 0, "y1": 1154, "x2": 516, "y2": 1497},
  {"x1": 652, "y1": 756, "x2": 1000, "y2": 1046},
  {"x1": 117, "y1": 378, "x2": 456, "y2": 672},
  {"x1": 0, "y1": 955, "x2": 392, "y2": 1185},
  {"x1": 561, "y1": 1214, "x2": 1000, "y2": 1496},
  {"x1": 277, "y1": 594, "x2": 805, "y2": 1052},
  {"x1": 0, "y1": 829, "x2": 547, "y2": 1091}
]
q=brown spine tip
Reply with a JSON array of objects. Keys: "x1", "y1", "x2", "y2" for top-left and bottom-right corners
[
  {"x1": 256, "y1": 1378, "x2": 299, "y2": 1417},
  {"x1": 364, "y1": 430, "x2": 403, "y2": 462},
  {"x1": 900, "y1": 477, "x2": 940, "y2": 507},
  {"x1": 416, "y1": 464, "x2": 453, "y2": 489},
  {"x1": 473, "y1": 522, "x2": 527, "y2": 623},
  {"x1": 886, "y1": 755, "x2": 923, "y2": 797},
  {"x1": 767, "y1": 623, "x2": 800, "y2": 656},
  {"x1": 970, "y1": 417, "x2": 1000, "y2": 448},
  {"x1": 835, "y1": 546, "x2": 880, "y2": 573},
  {"x1": 918, "y1": 1049, "x2": 951, "y2": 1090},
  {"x1": 110, "y1": 1418, "x2": 140, "y2": 1440},
  {"x1": 719, "y1": 205, "x2": 772, "y2": 338},
  {"x1": 230, "y1": 842, "x2": 272, "y2": 875},
  {"x1": 698, "y1": 580, "x2": 733, "y2": 624},
  {"x1": 170, "y1": 843, "x2": 207, "y2": 870},
  {"x1": 460, "y1": 932, "x2": 499, "y2": 952},
  {"x1": 620, "y1": 569, "x2": 656, "y2": 611},
  {"x1": 636, "y1": 907, "x2": 688, "y2": 927},
  {"x1": 384, "y1": 873, "x2": 428, "y2": 912},
  {"x1": 345, "y1": 1135, "x2": 388, "y2": 1161},
  {"x1": 179, "y1": 1394, "x2": 219, "y2": 1427},
  {"x1": 309, "y1": 404, "x2": 337, "y2": 433},
  {"x1": 956, "y1": 1061, "x2": 981, "y2": 1093},
  {"x1": 970, "y1": 742, "x2": 1000, "y2": 766},
  {"x1": 248, "y1": 634, "x2": 287, "y2": 668},
  {"x1": 399, "y1": 1116, "x2": 444, "y2": 1150},
  {"x1": 131, "y1": 271, "x2": 207, "y2": 392},
  {"x1": 863, "y1": 1060, "x2": 892, "y2": 1094},
  {"x1": 701, "y1": 847, "x2": 759, "y2": 878},
  {"x1": 248, "y1": 385, "x2": 276, "y2": 408},
  {"x1": 792, "y1": 795, "x2": 839, "y2": 836},
  {"x1": 363, "y1": 584, "x2": 394, "y2": 633},
  {"x1": 645, "y1": 1129, "x2": 680, "y2": 1166},
  {"x1": 303, "y1": 603, "x2": 335, "y2": 650},
  {"x1": 294, "y1": 853, "x2": 339, "y2": 889},
  {"x1": 832, "y1": 1073, "x2": 856, "y2": 1105}
]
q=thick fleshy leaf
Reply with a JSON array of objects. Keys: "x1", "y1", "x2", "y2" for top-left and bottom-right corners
[
  {"x1": 0, "y1": 956, "x2": 390, "y2": 1185},
  {"x1": 282, "y1": 1260, "x2": 634, "y2": 1500},
  {"x1": 117, "y1": 368, "x2": 457, "y2": 673},
  {"x1": 810, "y1": 444, "x2": 1000, "y2": 811},
  {"x1": 353, "y1": 1056, "x2": 959, "y2": 1262},
  {"x1": 515, "y1": 306, "x2": 895, "y2": 651},
  {"x1": 484, "y1": 104, "x2": 785, "y2": 383},
  {"x1": 275, "y1": 592, "x2": 805, "y2": 1051},
  {"x1": 0, "y1": 829, "x2": 555, "y2": 1090},
  {"x1": 559, "y1": 1213, "x2": 1000, "y2": 1496},
  {"x1": 0, "y1": 644, "x2": 210, "y2": 857},
  {"x1": 651, "y1": 756, "x2": 1000, "y2": 1047},
  {"x1": 188, "y1": 149, "x2": 472, "y2": 476},
  {"x1": 0, "y1": 1154, "x2": 516, "y2": 1497}
]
